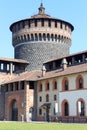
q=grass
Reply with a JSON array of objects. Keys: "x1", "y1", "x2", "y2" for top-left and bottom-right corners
[{"x1": 0, "y1": 122, "x2": 87, "y2": 130}]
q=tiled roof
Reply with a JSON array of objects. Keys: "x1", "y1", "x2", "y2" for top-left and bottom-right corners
[
  {"x1": 36, "y1": 63, "x2": 87, "y2": 81},
  {"x1": 1, "y1": 63, "x2": 87, "y2": 85},
  {"x1": 0, "y1": 73, "x2": 17, "y2": 85},
  {"x1": 44, "y1": 50, "x2": 87, "y2": 63},
  {"x1": 0, "y1": 57, "x2": 29, "y2": 64},
  {"x1": 1, "y1": 70, "x2": 42, "y2": 84}
]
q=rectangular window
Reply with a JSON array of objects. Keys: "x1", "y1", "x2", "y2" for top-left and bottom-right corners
[
  {"x1": 55, "y1": 21, "x2": 57, "y2": 28},
  {"x1": 15, "y1": 82, "x2": 19, "y2": 90},
  {"x1": 60, "y1": 22, "x2": 62, "y2": 29},
  {"x1": 20, "y1": 81, "x2": 24, "y2": 90},
  {"x1": 35, "y1": 20, "x2": 37, "y2": 27},
  {"x1": 28, "y1": 20, "x2": 30, "y2": 28},
  {"x1": 48, "y1": 20, "x2": 51, "y2": 27},
  {"x1": 10, "y1": 83, "x2": 13, "y2": 91},
  {"x1": 39, "y1": 96, "x2": 42, "y2": 102},
  {"x1": 39, "y1": 109, "x2": 42, "y2": 115},
  {"x1": 41, "y1": 19, "x2": 44, "y2": 26},
  {"x1": 6, "y1": 84, "x2": 8, "y2": 92},
  {"x1": 54, "y1": 95, "x2": 57, "y2": 101}
]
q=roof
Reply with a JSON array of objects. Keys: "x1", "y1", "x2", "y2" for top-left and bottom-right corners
[
  {"x1": 36, "y1": 63, "x2": 87, "y2": 81},
  {"x1": 44, "y1": 50, "x2": 87, "y2": 64},
  {"x1": 1, "y1": 70, "x2": 42, "y2": 84},
  {"x1": 10, "y1": 3, "x2": 74, "y2": 31},
  {"x1": 0, "y1": 73, "x2": 17, "y2": 85},
  {"x1": 1, "y1": 63, "x2": 87, "y2": 85},
  {"x1": 0, "y1": 57, "x2": 29, "y2": 64}
]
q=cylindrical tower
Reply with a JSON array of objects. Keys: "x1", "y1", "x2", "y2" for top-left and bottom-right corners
[{"x1": 10, "y1": 3, "x2": 74, "y2": 71}]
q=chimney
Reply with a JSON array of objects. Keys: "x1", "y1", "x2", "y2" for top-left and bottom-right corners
[
  {"x1": 62, "y1": 58, "x2": 67, "y2": 70},
  {"x1": 42, "y1": 65, "x2": 46, "y2": 77}
]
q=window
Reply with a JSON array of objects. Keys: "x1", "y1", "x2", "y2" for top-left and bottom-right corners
[
  {"x1": 45, "y1": 82, "x2": 49, "y2": 91},
  {"x1": 53, "y1": 81, "x2": 57, "y2": 90},
  {"x1": 51, "y1": 34, "x2": 54, "y2": 41},
  {"x1": 47, "y1": 34, "x2": 50, "y2": 41},
  {"x1": 39, "y1": 109, "x2": 42, "y2": 115},
  {"x1": 28, "y1": 20, "x2": 30, "y2": 28},
  {"x1": 35, "y1": 33, "x2": 38, "y2": 41},
  {"x1": 54, "y1": 107, "x2": 56, "y2": 115},
  {"x1": 46, "y1": 94, "x2": 49, "y2": 102},
  {"x1": 76, "y1": 75, "x2": 84, "y2": 89},
  {"x1": 79, "y1": 78, "x2": 83, "y2": 89},
  {"x1": 55, "y1": 21, "x2": 57, "y2": 28},
  {"x1": 6, "y1": 84, "x2": 8, "y2": 92},
  {"x1": 31, "y1": 34, "x2": 34, "y2": 41},
  {"x1": 39, "y1": 33, "x2": 42, "y2": 41},
  {"x1": 77, "y1": 100, "x2": 85, "y2": 116},
  {"x1": 48, "y1": 20, "x2": 51, "y2": 27},
  {"x1": 35, "y1": 20, "x2": 37, "y2": 27},
  {"x1": 10, "y1": 83, "x2": 13, "y2": 91},
  {"x1": 60, "y1": 22, "x2": 62, "y2": 29},
  {"x1": 22, "y1": 21, "x2": 25, "y2": 28},
  {"x1": 15, "y1": 82, "x2": 19, "y2": 91},
  {"x1": 41, "y1": 19, "x2": 44, "y2": 26},
  {"x1": 39, "y1": 96, "x2": 42, "y2": 102},
  {"x1": 54, "y1": 95, "x2": 57, "y2": 101},
  {"x1": 65, "y1": 80, "x2": 68, "y2": 90},
  {"x1": 43, "y1": 33, "x2": 46, "y2": 41},
  {"x1": 38, "y1": 83, "x2": 42, "y2": 92},
  {"x1": 62, "y1": 77, "x2": 69, "y2": 91},
  {"x1": 20, "y1": 81, "x2": 24, "y2": 90},
  {"x1": 62, "y1": 100, "x2": 69, "y2": 116}
]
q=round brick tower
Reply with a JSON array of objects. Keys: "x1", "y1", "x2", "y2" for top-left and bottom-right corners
[{"x1": 10, "y1": 3, "x2": 74, "y2": 71}]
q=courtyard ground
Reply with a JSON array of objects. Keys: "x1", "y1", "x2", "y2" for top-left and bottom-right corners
[{"x1": 0, "y1": 121, "x2": 87, "y2": 130}]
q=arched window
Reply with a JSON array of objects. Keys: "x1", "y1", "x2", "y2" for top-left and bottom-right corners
[
  {"x1": 76, "y1": 75, "x2": 84, "y2": 89},
  {"x1": 43, "y1": 33, "x2": 46, "y2": 41},
  {"x1": 35, "y1": 33, "x2": 38, "y2": 41},
  {"x1": 39, "y1": 33, "x2": 42, "y2": 41},
  {"x1": 77, "y1": 99, "x2": 85, "y2": 116},
  {"x1": 65, "y1": 80, "x2": 68, "y2": 90},
  {"x1": 24, "y1": 35, "x2": 26, "y2": 42},
  {"x1": 79, "y1": 78, "x2": 83, "y2": 88},
  {"x1": 46, "y1": 94, "x2": 49, "y2": 102},
  {"x1": 45, "y1": 82, "x2": 49, "y2": 91},
  {"x1": 55, "y1": 34, "x2": 57, "y2": 41},
  {"x1": 47, "y1": 34, "x2": 50, "y2": 41},
  {"x1": 51, "y1": 34, "x2": 54, "y2": 41},
  {"x1": 38, "y1": 83, "x2": 42, "y2": 92},
  {"x1": 31, "y1": 34, "x2": 34, "y2": 41},
  {"x1": 62, "y1": 100, "x2": 69, "y2": 116},
  {"x1": 53, "y1": 80, "x2": 57, "y2": 90},
  {"x1": 62, "y1": 77, "x2": 69, "y2": 91},
  {"x1": 27, "y1": 34, "x2": 30, "y2": 41}
]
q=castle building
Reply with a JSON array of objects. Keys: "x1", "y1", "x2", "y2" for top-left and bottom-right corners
[
  {"x1": 10, "y1": 3, "x2": 73, "y2": 71},
  {"x1": 0, "y1": 3, "x2": 87, "y2": 123}
]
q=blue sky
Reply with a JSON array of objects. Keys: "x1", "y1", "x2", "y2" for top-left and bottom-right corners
[{"x1": 0, "y1": 0, "x2": 87, "y2": 58}]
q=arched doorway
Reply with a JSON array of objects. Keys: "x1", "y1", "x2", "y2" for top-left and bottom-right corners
[
  {"x1": 62, "y1": 100, "x2": 69, "y2": 116},
  {"x1": 64, "y1": 102, "x2": 69, "y2": 116},
  {"x1": 29, "y1": 107, "x2": 34, "y2": 120},
  {"x1": 11, "y1": 100, "x2": 18, "y2": 121}
]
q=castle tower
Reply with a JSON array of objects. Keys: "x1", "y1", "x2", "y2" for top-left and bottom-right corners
[{"x1": 10, "y1": 3, "x2": 74, "y2": 71}]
